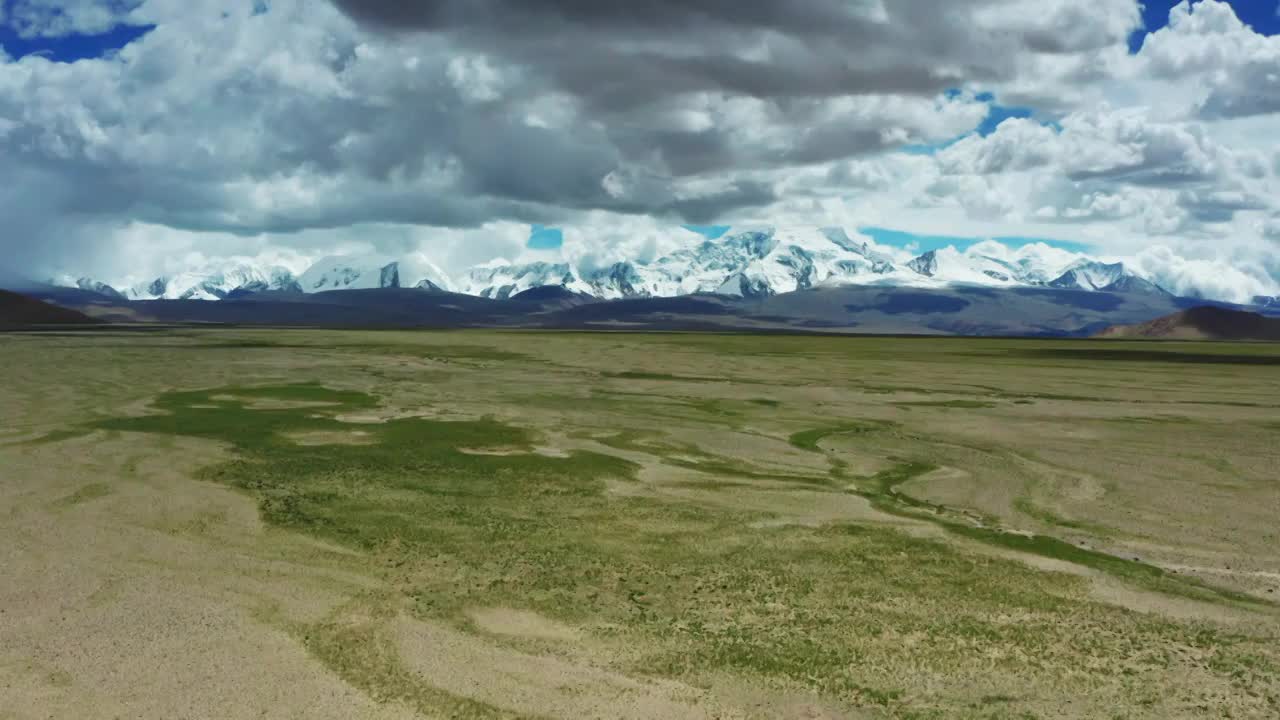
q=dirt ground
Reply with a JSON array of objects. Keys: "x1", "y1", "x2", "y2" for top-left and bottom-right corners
[{"x1": 1, "y1": 329, "x2": 1277, "y2": 719}]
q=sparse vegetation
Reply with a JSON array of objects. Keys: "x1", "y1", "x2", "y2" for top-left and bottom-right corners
[
  {"x1": 892, "y1": 399, "x2": 999, "y2": 409},
  {"x1": 51, "y1": 482, "x2": 113, "y2": 508},
  {"x1": 4, "y1": 328, "x2": 1279, "y2": 718}
]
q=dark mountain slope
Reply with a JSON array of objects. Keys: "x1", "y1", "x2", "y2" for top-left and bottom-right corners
[
  {"x1": 15, "y1": 281, "x2": 1280, "y2": 337},
  {"x1": 0, "y1": 289, "x2": 100, "y2": 328},
  {"x1": 1098, "y1": 306, "x2": 1280, "y2": 341}
]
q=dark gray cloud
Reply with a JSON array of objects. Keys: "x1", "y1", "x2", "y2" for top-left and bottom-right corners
[
  {"x1": 657, "y1": 180, "x2": 777, "y2": 225},
  {"x1": 1, "y1": 0, "x2": 1139, "y2": 249},
  {"x1": 1178, "y1": 190, "x2": 1270, "y2": 224},
  {"x1": 11, "y1": 0, "x2": 1275, "y2": 297},
  {"x1": 328, "y1": 0, "x2": 1105, "y2": 107},
  {"x1": 315, "y1": 0, "x2": 1139, "y2": 227},
  {"x1": 1198, "y1": 61, "x2": 1280, "y2": 119},
  {"x1": 331, "y1": 0, "x2": 891, "y2": 38}
]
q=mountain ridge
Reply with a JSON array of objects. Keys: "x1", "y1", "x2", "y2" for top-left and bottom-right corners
[
  {"x1": 38, "y1": 226, "x2": 1273, "y2": 305},
  {"x1": 1098, "y1": 306, "x2": 1280, "y2": 341},
  {"x1": 17, "y1": 279, "x2": 1277, "y2": 339},
  {"x1": 0, "y1": 289, "x2": 100, "y2": 329}
]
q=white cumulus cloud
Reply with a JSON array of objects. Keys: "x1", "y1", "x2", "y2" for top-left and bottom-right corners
[{"x1": 0, "y1": 0, "x2": 1276, "y2": 302}]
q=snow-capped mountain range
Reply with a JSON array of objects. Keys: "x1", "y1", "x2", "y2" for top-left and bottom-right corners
[
  {"x1": 298, "y1": 253, "x2": 454, "y2": 294},
  {"x1": 60, "y1": 264, "x2": 302, "y2": 301},
  {"x1": 55, "y1": 226, "x2": 1195, "y2": 303}
]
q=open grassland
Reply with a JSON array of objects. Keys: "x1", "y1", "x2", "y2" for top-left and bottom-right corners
[{"x1": 2, "y1": 329, "x2": 1278, "y2": 719}]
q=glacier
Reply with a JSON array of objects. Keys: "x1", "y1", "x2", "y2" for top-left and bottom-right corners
[
  {"x1": 57, "y1": 226, "x2": 1237, "y2": 303},
  {"x1": 58, "y1": 264, "x2": 302, "y2": 301},
  {"x1": 299, "y1": 253, "x2": 455, "y2": 294}
]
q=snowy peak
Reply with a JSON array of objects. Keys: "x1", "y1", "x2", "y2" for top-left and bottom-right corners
[
  {"x1": 596, "y1": 225, "x2": 911, "y2": 300},
  {"x1": 903, "y1": 245, "x2": 1073, "y2": 287},
  {"x1": 1048, "y1": 260, "x2": 1127, "y2": 291},
  {"x1": 723, "y1": 229, "x2": 779, "y2": 259},
  {"x1": 51, "y1": 225, "x2": 1238, "y2": 305},
  {"x1": 119, "y1": 264, "x2": 301, "y2": 301},
  {"x1": 299, "y1": 257, "x2": 388, "y2": 293},
  {"x1": 1044, "y1": 260, "x2": 1165, "y2": 294},
  {"x1": 390, "y1": 254, "x2": 456, "y2": 293},
  {"x1": 464, "y1": 261, "x2": 588, "y2": 299},
  {"x1": 1096, "y1": 274, "x2": 1169, "y2": 296},
  {"x1": 585, "y1": 261, "x2": 648, "y2": 299},
  {"x1": 378, "y1": 262, "x2": 446, "y2": 292},
  {"x1": 818, "y1": 226, "x2": 863, "y2": 253},
  {"x1": 907, "y1": 251, "x2": 938, "y2": 277},
  {"x1": 298, "y1": 254, "x2": 453, "y2": 294},
  {"x1": 75, "y1": 277, "x2": 127, "y2": 300},
  {"x1": 67, "y1": 255, "x2": 449, "y2": 302}
]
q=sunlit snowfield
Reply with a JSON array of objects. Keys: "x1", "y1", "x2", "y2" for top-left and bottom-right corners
[{"x1": 2, "y1": 329, "x2": 1278, "y2": 719}]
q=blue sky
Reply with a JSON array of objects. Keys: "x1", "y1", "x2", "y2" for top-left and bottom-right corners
[
  {"x1": 0, "y1": 9, "x2": 152, "y2": 62},
  {"x1": 683, "y1": 225, "x2": 730, "y2": 240},
  {"x1": 525, "y1": 224, "x2": 1093, "y2": 255},
  {"x1": 859, "y1": 227, "x2": 1091, "y2": 255},
  {"x1": 1131, "y1": 0, "x2": 1280, "y2": 51},
  {"x1": 526, "y1": 225, "x2": 564, "y2": 250},
  {"x1": 527, "y1": 225, "x2": 729, "y2": 249},
  {"x1": 901, "y1": 100, "x2": 1035, "y2": 155}
]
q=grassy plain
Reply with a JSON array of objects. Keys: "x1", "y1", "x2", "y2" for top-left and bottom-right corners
[{"x1": 1, "y1": 329, "x2": 1278, "y2": 719}]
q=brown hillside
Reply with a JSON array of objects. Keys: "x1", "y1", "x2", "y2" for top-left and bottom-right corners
[
  {"x1": 0, "y1": 289, "x2": 100, "y2": 329},
  {"x1": 1098, "y1": 306, "x2": 1280, "y2": 341}
]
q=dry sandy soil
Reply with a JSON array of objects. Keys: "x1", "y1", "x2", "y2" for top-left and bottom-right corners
[{"x1": 1, "y1": 329, "x2": 1277, "y2": 719}]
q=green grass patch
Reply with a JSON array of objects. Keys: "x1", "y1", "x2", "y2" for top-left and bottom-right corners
[
  {"x1": 861, "y1": 461, "x2": 938, "y2": 495},
  {"x1": 383, "y1": 344, "x2": 532, "y2": 362},
  {"x1": 602, "y1": 370, "x2": 721, "y2": 382},
  {"x1": 1013, "y1": 498, "x2": 1111, "y2": 534},
  {"x1": 892, "y1": 400, "x2": 998, "y2": 410},
  {"x1": 185, "y1": 340, "x2": 318, "y2": 350},
  {"x1": 788, "y1": 422, "x2": 1268, "y2": 609},
  {"x1": 857, "y1": 383, "x2": 944, "y2": 396},
  {"x1": 1105, "y1": 415, "x2": 1194, "y2": 425},
  {"x1": 787, "y1": 421, "x2": 892, "y2": 452},
  {"x1": 1004, "y1": 348, "x2": 1280, "y2": 367},
  {"x1": 97, "y1": 387, "x2": 634, "y2": 554},
  {"x1": 186, "y1": 339, "x2": 534, "y2": 363},
  {"x1": 295, "y1": 594, "x2": 514, "y2": 719},
  {"x1": 84, "y1": 377, "x2": 1278, "y2": 714},
  {"x1": 216, "y1": 381, "x2": 381, "y2": 408},
  {"x1": 937, "y1": 505, "x2": 1262, "y2": 607},
  {"x1": 596, "y1": 429, "x2": 833, "y2": 487},
  {"x1": 51, "y1": 482, "x2": 113, "y2": 508},
  {"x1": 931, "y1": 522, "x2": 1263, "y2": 607},
  {"x1": 25, "y1": 428, "x2": 94, "y2": 446}
]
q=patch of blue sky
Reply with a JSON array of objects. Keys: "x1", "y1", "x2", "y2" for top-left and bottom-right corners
[
  {"x1": 682, "y1": 225, "x2": 730, "y2": 239},
  {"x1": 976, "y1": 104, "x2": 1033, "y2": 136},
  {"x1": 0, "y1": 20, "x2": 153, "y2": 62},
  {"x1": 527, "y1": 225, "x2": 564, "y2": 250},
  {"x1": 900, "y1": 92, "x2": 1046, "y2": 155},
  {"x1": 1129, "y1": 0, "x2": 1279, "y2": 53},
  {"x1": 859, "y1": 226, "x2": 1091, "y2": 254}
]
